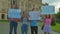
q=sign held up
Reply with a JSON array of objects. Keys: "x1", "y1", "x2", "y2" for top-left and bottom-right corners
[
  {"x1": 8, "y1": 8, "x2": 21, "y2": 18},
  {"x1": 41, "y1": 6, "x2": 55, "y2": 15},
  {"x1": 29, "y1": 11, "x2": 41, "y2": 20}
]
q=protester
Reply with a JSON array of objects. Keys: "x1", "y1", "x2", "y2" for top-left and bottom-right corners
[
  {"x1": 9, "y1": 4, "x2": 18, "y2": 34},
  {"x1": 21, "y1": 11, "x2": 29, "y2": 34},
  {"x1": 30, "y1": 8, "x2": 38, "y2": 34},
  {"x1": 42, "y1": 15, "x2": 52, "y2": 34}
]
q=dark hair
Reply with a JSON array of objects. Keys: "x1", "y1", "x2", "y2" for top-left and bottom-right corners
[
  {"x1": 45, "y1": 14, "x2": 50, "y2": 18},
  {"x1": 23, "y1": 11, "x2": 25, "y2": 14}
]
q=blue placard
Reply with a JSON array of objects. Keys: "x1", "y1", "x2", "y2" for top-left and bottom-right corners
[
  {"x1": 41, "y1": 6, "x2": 55, "y2": 15},
  {"x1": 29, "y1": 11, "x2": 41, "y2": 20},
  {"x1": 8, "y1": 8, "x2": 21, "y2": 18}
]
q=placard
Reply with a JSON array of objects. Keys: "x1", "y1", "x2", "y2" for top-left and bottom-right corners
[
  {"x1": 41, "y1": 6, "x2": 55, "y2": 14},
  {"x1": 8, "y1": 8, "x2": 21, "y2": 18},
  {"x1": 29, "y1": 11, "x2": 41, "y2": 20}
]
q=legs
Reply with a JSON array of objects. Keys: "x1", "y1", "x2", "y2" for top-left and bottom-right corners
[
  {"x1": 31, "y1": 26, "x2": 38, "y2": 34},
  {"x1": 43, "y1": 25, "x2": 51, "y2": 34},
  {"x1": 9, "y1": 22, "x2": 14, "y2": 34},
  {"x1": 21, "y1": 30, "x2": 24, "y2": 34},
  {"x1": 31, "y1": 27, "x2": 34, "y2": 34},
  {"x1": 14, "y1": 22, "x2": 18, "y2": 34},
  {"x1": 25, "y1": 31, "x2": 28, "y2": 34},
  {"x1": 21, "y1": 31, "x2": 27, "y2": 34},
  {"x1": 9, "y1": 21, "x2": 18, "y2": 34},
  {"x1": 35, "y1": 26, "x2": 38, "y2": 34},
  {"x1": 21, "y1": 24, "x2": 28, "y2": 34},
  {"x1": 48, "y1": 33, "x2": 50, "y2": 34},
  {"x1": 44, "y1": 32, "x2": 46, "y2": 34},
  {"x1": 44, "y1": 32, "x2": 50, "y2": 34}
]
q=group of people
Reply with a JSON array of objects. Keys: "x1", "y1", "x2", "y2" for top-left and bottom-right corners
[{"x1": 9, "y1": 5, "x2": 53, "y2": 34}]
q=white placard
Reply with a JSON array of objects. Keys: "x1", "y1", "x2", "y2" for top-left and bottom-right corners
[
  {"x1": 8, "y1": 8, "x2": 21, "y2": 18},
  {"x1": 29, "y1": 11, "x2": 41, "y2": 20},
  {"x1": 41, "y1": 6, "x2": 55, "y2": 15}
]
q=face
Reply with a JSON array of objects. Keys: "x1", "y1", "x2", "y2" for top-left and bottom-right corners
[
  {"x1": 32, "y1": 8, "x2": 36, "y2": 11},
  {"x1": 22, "y1": 11, "x2": 28, "y2": 18},
  {"x1": 23, "y1": 11, "x2": 27, "y2": 15},
  {"x1": 12, "y1": 4, "x2": 16, "y2": 8}
]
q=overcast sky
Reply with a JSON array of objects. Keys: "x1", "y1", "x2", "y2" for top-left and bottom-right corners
[{"x1": 42, "y1": 0, "x2": 60, "y2": 13}]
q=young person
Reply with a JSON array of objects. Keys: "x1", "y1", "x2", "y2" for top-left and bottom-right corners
[
  {"x1": 9, "y1": 4, "x2": 18, "y2": 34},
  {"x1": 43, "y1": 15, "x2": 52, "y2": 34},
  {"x1": 21, "y1": 11, "x2": 29, "y2": 34},
  {"x1": 30, "y1": 8, "x2": 38, "y2": 34}
]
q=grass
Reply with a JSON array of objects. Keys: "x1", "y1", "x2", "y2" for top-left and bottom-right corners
[
  {"x1": 0, "y1": 20, "x2": 9, "y2": 22},
  {"x1": 51, "y1": 23, "x2": 60, "y2": 33},
  {"x1": 0, "y1": 20, "x2": 9, "y2": 23},
  {"x1": 39, "y1": 23, "x2": 60, "y2": 33}
]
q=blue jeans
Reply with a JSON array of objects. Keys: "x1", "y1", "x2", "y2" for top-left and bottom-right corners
[
  {"x1": 9, "y1": 21, "x2": 18, "y2": 34},
  {"x1": 21, "y1": 24, "x2": 28, "y2": 34}
]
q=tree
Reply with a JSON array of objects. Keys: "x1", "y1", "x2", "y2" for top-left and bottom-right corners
[
  {"x1": 55, "y1": 11, "x2": 60, "y2": 23},
  {"x1": 51, "y1": 17, "x2": 56, "y2": 26},
  {"x1": 56, "y1": 11, "x2": 60, "y2": 19}
]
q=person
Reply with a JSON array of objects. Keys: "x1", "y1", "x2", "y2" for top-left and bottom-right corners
[
  {"x1": 43, "y1": 15, "x2": 52, "y2": 34},
  {"x1": 30, "y1": 8, "x2": 38, "y2": 34},
  {"x1": 21, "y1": 11, "x2": 29, "y2": 34},
  {"x1": 9, "y1": 4, "x2": 18, "y2": 34}
]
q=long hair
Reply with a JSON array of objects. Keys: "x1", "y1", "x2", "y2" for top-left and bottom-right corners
[{"x1": 45, "y1": 14, "x2": 51, "y2": 18}]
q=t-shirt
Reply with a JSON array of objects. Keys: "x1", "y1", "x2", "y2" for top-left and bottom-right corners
[
  {"x1": 44, "y1": 18, "x2": 51, "y2": 25},
  {"x1": 22, "y1": 18, "x2": 28, "y2": 24},
  {"x1": 30, "y1": 20, "x2": 38, "y2": 26}
]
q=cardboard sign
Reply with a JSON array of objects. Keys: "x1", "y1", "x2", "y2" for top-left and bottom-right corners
[
  {"x1": 41, "y1": 6, "x2": 55, "y2": 15},
  {"x1": 8, "y1": 8, "x2": 21, "y2": 18},
  {"x1": 29, "y1": 11, "x2": 41, "y2": 20}
]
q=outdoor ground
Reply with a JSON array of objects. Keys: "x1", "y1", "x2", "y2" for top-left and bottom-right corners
[
  {"x1": 0, "y1": 22, "x2": 60, "y2": 34},
  {"x1": 39, "y1": 22, "x2": 60, "y2": 33},
  {"x1": 51, "y1": 23, "x2": 60, "y2": 33}
]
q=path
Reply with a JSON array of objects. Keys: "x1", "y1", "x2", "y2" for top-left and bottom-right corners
[{"x1": 0, "y1": 22, "x2": 60, "y2": 34}]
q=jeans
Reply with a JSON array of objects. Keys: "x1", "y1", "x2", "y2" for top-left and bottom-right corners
[
  {"x1": 9, "y1": 21, "x2": 18, "y2": 34},
  {"x1": 21, "y1": 24, "x2": 28, "y2": 34}
]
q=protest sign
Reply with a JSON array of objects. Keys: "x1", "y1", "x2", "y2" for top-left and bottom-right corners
[
  {"x1": 8, "y1": 8, "x2": 21, "y2": 18},
  {"x1": 41, "y1": 6, "x2": 55, "y2": 15},
  {"x1": 29, "y1": 11, "x2": 41, "y2": 20}
]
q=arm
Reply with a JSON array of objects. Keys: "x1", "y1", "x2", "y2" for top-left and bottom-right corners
[{"x1": 50, "y1": 15, "x2": 53, "y2": 19}]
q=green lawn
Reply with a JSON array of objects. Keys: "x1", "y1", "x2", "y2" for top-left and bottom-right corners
[
  {"x1": 0, "y1": 20, "x2": 9, "y2": 22},
  {"x1": 0, "y1": 20, "x2": 9, "y2": 24},
  {"x1": 51, "y1": 23, "x2": 60, "y2": 33},
  {"x1": 39, "y1": 23, "x2": 60, "y2": 33}
]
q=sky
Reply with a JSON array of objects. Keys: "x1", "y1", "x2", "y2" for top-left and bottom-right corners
[{"x1": 42, "y1": 0, "x2": 60, "y2": 13}]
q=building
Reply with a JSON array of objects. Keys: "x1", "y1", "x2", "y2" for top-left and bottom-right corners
[{"x1": 0, "y1": 0, "x2": 42, "y2": 20}]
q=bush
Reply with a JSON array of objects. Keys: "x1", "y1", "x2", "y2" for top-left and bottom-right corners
[
  {"x1": 51, "y1": 18, "x2": 56, "y2": 26},
  {"x1": 56, "y1": 19, "x2": 60, "y2": 23}
]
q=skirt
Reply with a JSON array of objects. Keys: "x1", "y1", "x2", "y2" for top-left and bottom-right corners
[{"x1": 43, "y1": 25, "x2": 51, "y2": 33}]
